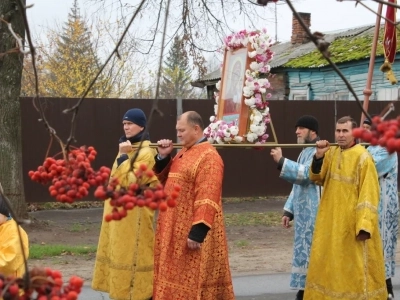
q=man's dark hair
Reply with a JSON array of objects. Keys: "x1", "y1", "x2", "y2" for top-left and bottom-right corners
[
  {"x1": 179, "y1": 111, "x2": 204, "y2": 130},
  {"x1": 337, "y1": 116, "x2": 357, "y2": 129}
]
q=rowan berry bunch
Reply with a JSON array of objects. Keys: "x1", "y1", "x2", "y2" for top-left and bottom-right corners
[
  {"x1": 352, "y1": 116, "x2": 400, "y2": 153},
  {"x1": 0, "y1": 267, "x2": 83, "y2": 300},
  {"x1": 28, "y1": 146, "x2": 111, "y2": 203},
  {"x1": 94, "y1": 164, "x2": 180, "y2": 222}
]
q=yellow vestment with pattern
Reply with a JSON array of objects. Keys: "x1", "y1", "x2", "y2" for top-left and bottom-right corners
[
  {"x1": 92, "y1": 141, "x2": 158, "y2": 300},
  {"x1": 0, "y1": 219, "x2": 29, "y2": 278},
  {"x1": 153, "y1": 142, "x2": 235, "y2": 300},
  {"x1": 304, "y1": 145, "x2": 387, "y2": 299}
]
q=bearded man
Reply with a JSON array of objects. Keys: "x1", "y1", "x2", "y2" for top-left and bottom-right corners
[{"x1": 270, "y1": 115, "x2": 321, "y2": 300}]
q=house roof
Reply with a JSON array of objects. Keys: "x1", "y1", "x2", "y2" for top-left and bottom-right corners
[{"x1": 192, "y1": 22, "x2": 399, "y2": 87}]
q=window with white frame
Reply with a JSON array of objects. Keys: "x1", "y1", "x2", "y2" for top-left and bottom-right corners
[
  {"x1": 376, "y1": 87, "x2": 400, "y2": 100},
  {"x1": 293, "y1": 95, "x2": 308, "y2": 100},
  {"x1": 289, "y1": 83, "x2": 310, "y2": 100},
  {"x1": 336, "y1": 93, "x2": 349, "y2": 100}
]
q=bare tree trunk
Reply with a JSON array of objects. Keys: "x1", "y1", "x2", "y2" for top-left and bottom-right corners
[{"x1": 0, "y1": 0, "x2": 28, "y2": 218}]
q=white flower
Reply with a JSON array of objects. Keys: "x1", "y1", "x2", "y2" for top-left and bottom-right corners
[
  {"x1": 223, "y1": 129, "x2": 231, "y2": 138},
  {"x1": 216, "y1": 80, "x2": 221, "y2": 90},
  {"x1": 244, "y1": 97, "x2": 256, "y2": 107},
  {"x1": 245, "y1": 80, "x2": 255, "y2": 89},
  {"x1": 249, "y1": 124, "x2": 258, "y2": 133},
  {"x1": 250, "y1": 61, "x2": 259, "y2": 71},
  {"x1": 216, "y1": 137, "x2": 224, "y2": 144},
  {"x1": 246, "y1": 132, "x2": 258, "y2": 143},
  {"x1": 210, "y1": 116, "x2": 216, "y2": 122},
  {"x1": 210, "y1": 123, "x2": 218, "y2": 130},
  {"x1": 207, "y1": 137, "x2": 215, "y2": 143},
  {"x1": 253, "y1": 114, "x2": 262, "y2": 123},
  {"x1": 224, "y1": 137, "x2": 232, "y2": 142},
  {"x1": 230, "y1": 126, "x2": 239, "y2": 136},
  {"x1": 243, "y1": 86, "x2": 254, "y2": 97},
  {"x1": 248, "y1": 50, "x2": 257, "y2": 58},
  {"x1": 234, "y1": 136, "x2": 243, "y2": 143}
]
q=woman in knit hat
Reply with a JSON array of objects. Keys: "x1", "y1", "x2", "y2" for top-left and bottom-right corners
[
  {"x1": 92, "y1": 108, "x2": 158, "y2": 300},
  {"x1": 0, "y1": 193, "x2": 29, "y2": 277}
]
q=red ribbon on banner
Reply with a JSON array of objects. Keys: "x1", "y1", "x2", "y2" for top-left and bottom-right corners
[{"x1": 380, "y1": 0, "x2": 398, "y2": 84}]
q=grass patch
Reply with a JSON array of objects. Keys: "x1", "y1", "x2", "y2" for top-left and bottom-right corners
[
  {"x1": 29, "y1": 244, "x2": 97, "y2": 259},
  {"x1": 235, "y1": 240, "x2": 250, "y2": 248},
  {"x1": 69, "y1": 223, "x2": 89, "y2": 232},
  {"x1": 224, "y1": 211, "x2": 282, "y2": 226},
  {"x1": 27, "y1": 201, "x2": 104, "y2": 212},
  {"x1": 222, "y1": 196, "x2": 286, "y2": 203}
]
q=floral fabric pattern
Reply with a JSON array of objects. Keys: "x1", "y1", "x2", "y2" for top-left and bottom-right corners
[
  {"x1": 368, "y1": 145, "x2": 399, "y2": 279},
  {"x1": 280, "y1": 146, "x2": 320, "y2": 289}
]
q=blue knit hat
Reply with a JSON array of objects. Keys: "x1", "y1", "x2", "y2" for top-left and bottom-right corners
[
  {"x1": 363, "y1": 114, "x2": 378, "y2": 126},
  {"x1": 122, "y1": 109, "x2": 147, "y2": 127}
]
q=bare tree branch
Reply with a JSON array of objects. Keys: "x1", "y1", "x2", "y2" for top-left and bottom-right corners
[
  {"x1": 63, "y1": 0, "x2": 147, "y2": 149},
  {"x1": 284, "y1": 0, "x2": 371, "y2": 121}
]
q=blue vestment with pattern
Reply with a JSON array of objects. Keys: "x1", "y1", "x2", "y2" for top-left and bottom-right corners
[
  {"x1": 280, "y1": 147, "x2": 321, "y2": 289},
  {"x1": 368, "y1": 145, "x2": 399, "y2": 279}
]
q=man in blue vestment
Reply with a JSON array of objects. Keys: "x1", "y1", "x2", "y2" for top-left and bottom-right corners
[{"x1": 270, "y1": 115, "x2": 321, "y2": 300}]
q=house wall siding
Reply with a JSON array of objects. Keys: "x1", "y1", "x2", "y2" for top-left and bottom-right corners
[{"x1": 287, "y1": 55, "x2": 400, "y2": 100}]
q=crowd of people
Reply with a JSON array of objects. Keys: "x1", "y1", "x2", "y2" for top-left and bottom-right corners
[{"x1": 0, "y1": 108, "x2": 398, "y2": 300}]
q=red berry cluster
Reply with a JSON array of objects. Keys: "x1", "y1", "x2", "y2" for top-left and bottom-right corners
[
  {"x1": 94, "y1": 164, "x2": 180, "y2": 222},
  {"x1": 0, "y1": 267, "x2": 83, "y2": 300},
  {"x1": 28, "y1": 146, "x2": 111, "y2": 203},
  {"x1": 352, "y1": 116, "x2": 400, "y2": 153}
]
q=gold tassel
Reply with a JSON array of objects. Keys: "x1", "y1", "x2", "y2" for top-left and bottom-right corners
[
  {"x1": 387, "y1": 69, "x2": 398, "y2": 85},
  {"x1": 380, "y1": 59, "x2": 392, "y2": 72},
  {"x1": 380, "y1": 58, "x2": 398, "y2": 85}
]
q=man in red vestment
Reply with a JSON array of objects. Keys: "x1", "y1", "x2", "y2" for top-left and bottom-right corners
[{"x1": 153, "y1": 111, "x2": 235, "y2": 300}]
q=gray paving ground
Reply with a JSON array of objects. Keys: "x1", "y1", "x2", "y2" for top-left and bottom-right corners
[
  {"x1": 80, "y1": 268, "x2": 400, "y2": 299},
  {"x1": 28, "y1": 208, "x2": 400, "y2": 299}
]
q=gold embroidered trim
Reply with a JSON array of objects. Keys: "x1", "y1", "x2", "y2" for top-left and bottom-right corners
[
  {"x1": 307, "y1": 282, "x2": 387, "y2": 299},
  {"x1": 95, "y1": 255, "x2": 154, "y2": 272},
  {"x1": 356, "y1": 201, "x2": 378, "y2": 214},
  {"x1": 355, "y1": 151, "x2": 370, "y2": 185},
  {"x1": 193, "y1": 220, "x2": 213, "y2": 228},
  {"x1": 329, "y1": 172, "x2": 356, "y2": 185},
  {"x1": 191, "y1": 148, "x2": 215, "y2": 179},
  {"x1": 194, "y1": 199, "x2": 220, "y2": 212},
  {"x1": 158, "y1": 279, "x2": 192, "y2": 293},
  {"x1": 168, "y1": 172, "x2": 187, "y2": 180},
  {"x1": 363, "y1": 240, "x2": 368, "y2": 297}
]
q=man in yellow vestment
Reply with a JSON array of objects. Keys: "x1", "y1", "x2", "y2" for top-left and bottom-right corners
[
  {"x1": 153, "y1": 111, "x2": 235, "y2": 300},
  {"x1": 304, "y1": 116, "x2": 387, "y2": 300},
  {"x1": 92, "y1": 109, "x2": 158, "y2": 300},
  {"x1": 0, "y1": 194, "x2": 29, "y2": 278}
]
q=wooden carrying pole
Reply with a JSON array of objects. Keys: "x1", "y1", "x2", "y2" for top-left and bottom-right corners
[
  {"x1": 360, "y1": 3, "x2": 383, "y2": 125},
  {"x1": 148, "y1": 143, "x2": 369, "y2": 149}
]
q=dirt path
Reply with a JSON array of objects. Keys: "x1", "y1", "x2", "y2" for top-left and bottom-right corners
[{"x1": 25, "y1": 199, "x2": 293, "y2": 282}]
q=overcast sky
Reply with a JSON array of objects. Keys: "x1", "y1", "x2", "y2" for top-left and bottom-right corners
[{"x1": 26, "y1": 0, "x2": 382, "y2": 42}]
